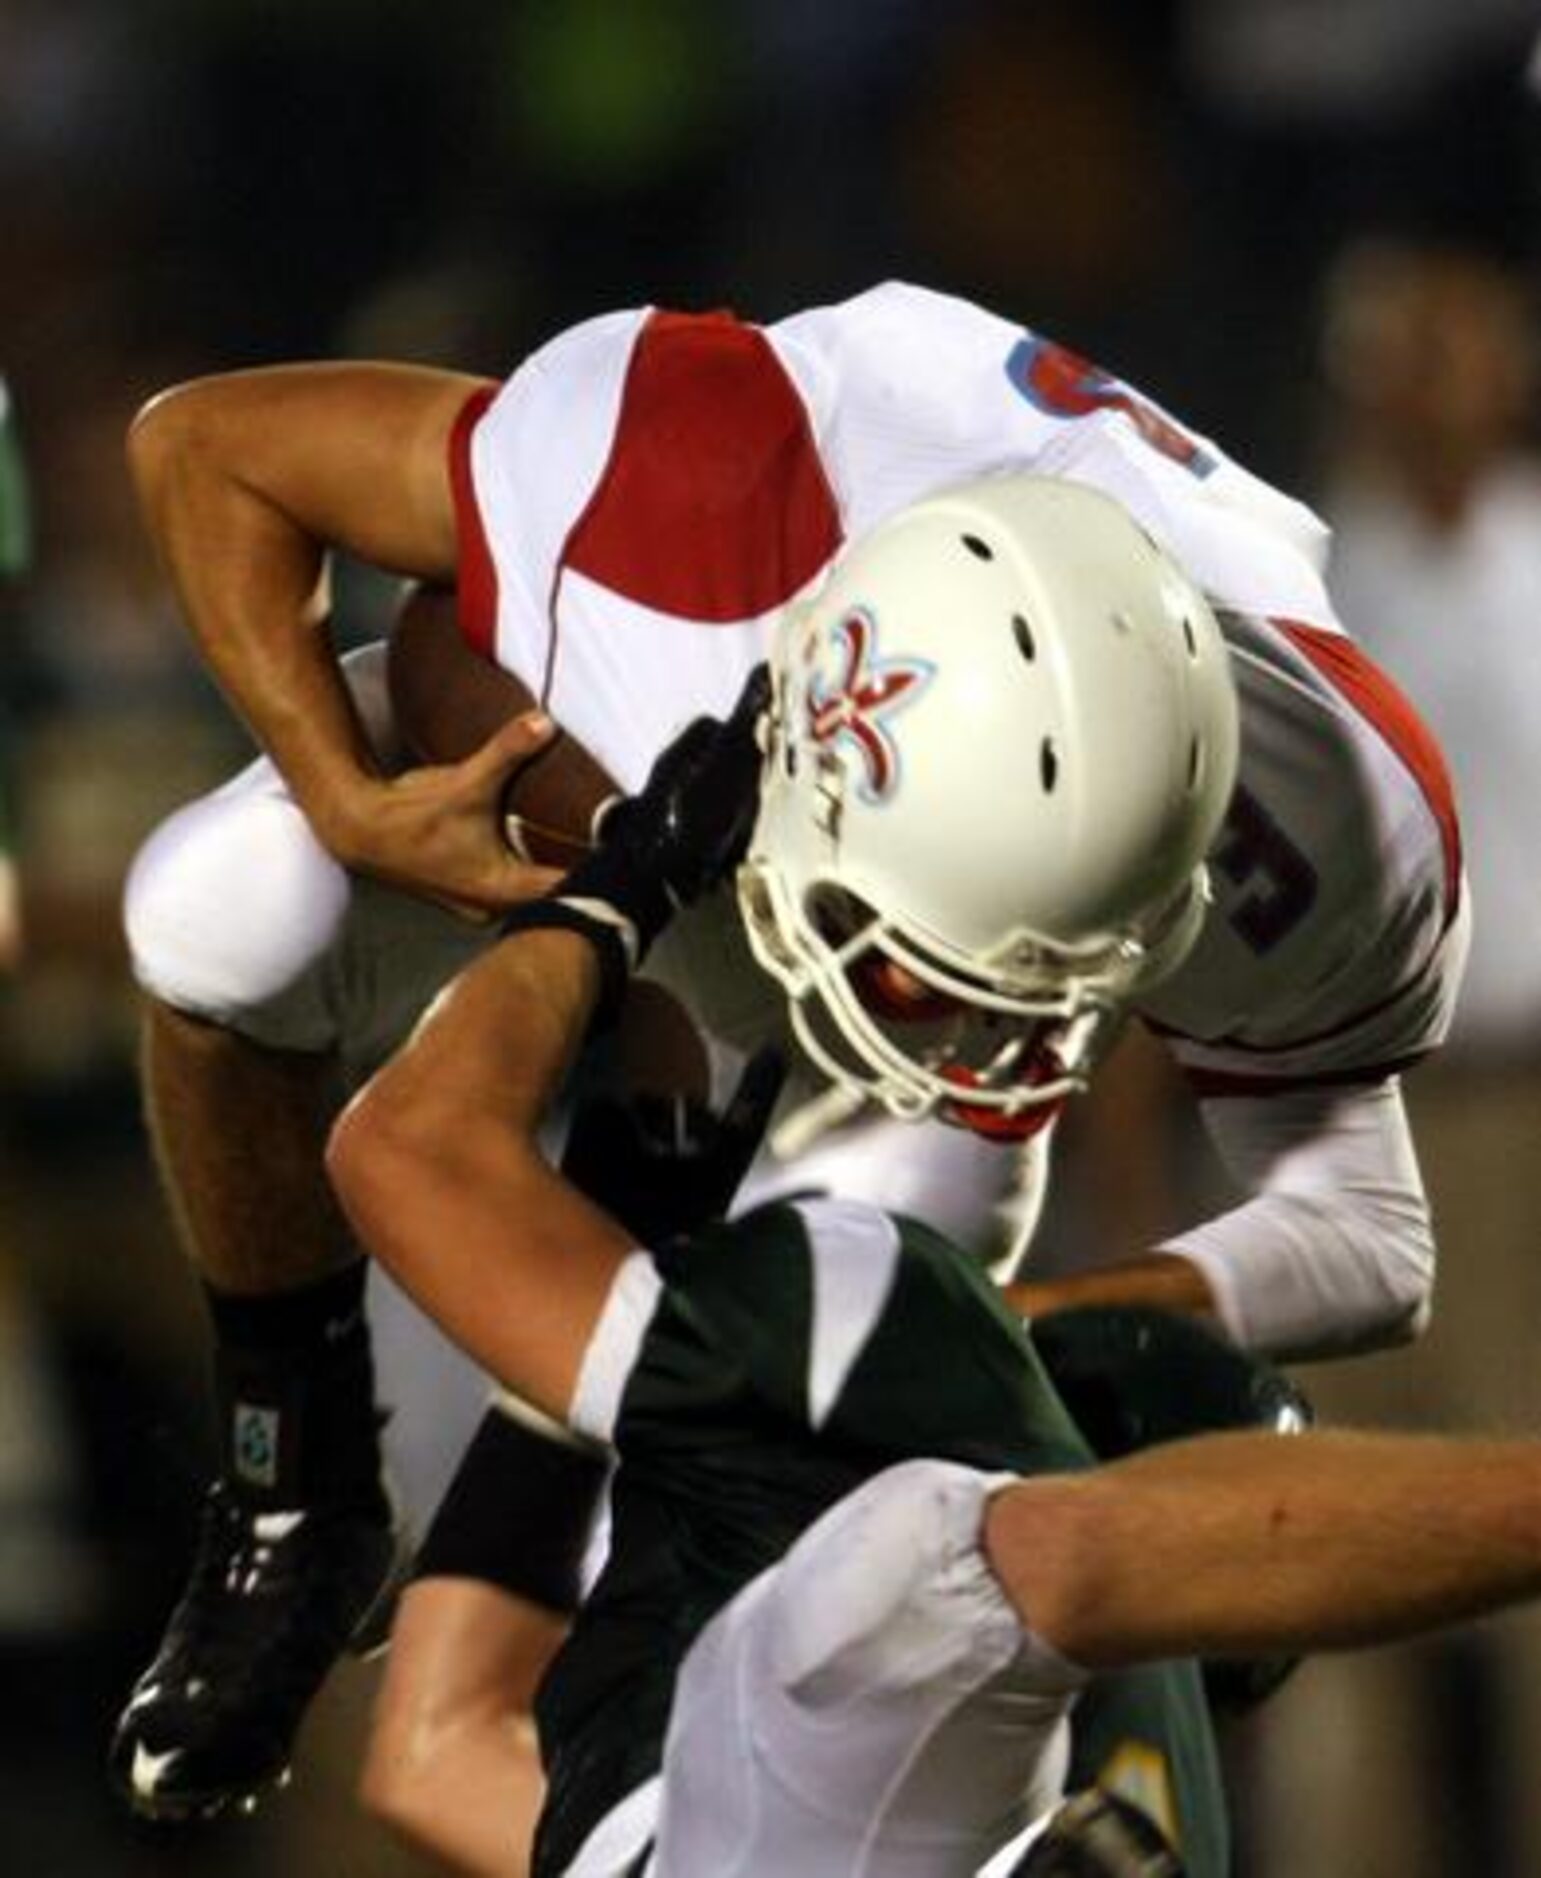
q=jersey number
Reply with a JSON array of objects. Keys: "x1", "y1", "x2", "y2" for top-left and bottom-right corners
[
  {"x1": 1212, "y1": 786, "x2": 1318, "y2": 954},
  {"x1": 1005, "y1": 336, "x2": 1216, "y2": 478}
]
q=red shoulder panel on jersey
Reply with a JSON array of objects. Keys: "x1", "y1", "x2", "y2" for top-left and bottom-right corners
[
  {"x1": 560, "y1": 309, "x2": 843, "y2": 622},
  {"x1": 449, "y1": 385, "x2": 500, "y2": 659},
  {"x1": 1275, "y1": 620, "x2": 1463, "y2": 919}
]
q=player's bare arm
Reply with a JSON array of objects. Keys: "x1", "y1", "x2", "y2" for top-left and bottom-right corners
[
  {"x1": 328, "y1": 923, "x2": 631, "y2": 1419},
  {"x1": 1004, "y1": 1251, "x2": 1219, "y2": 1329},
  {"x1": 363, "y1": 1576, "x2": 561, "y2": 1878},
  {"x1": 128, "y1": 362, "x2": 551, "y2": 912},
  {"x1": 988, "y1": 1426, "x2": 1541, "y2": 1670},
  {"x1": 329, "y1": 677, "x2": 767, "y2": 1410}
]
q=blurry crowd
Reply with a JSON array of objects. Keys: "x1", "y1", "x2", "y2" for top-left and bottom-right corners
[{"x1": 2, "y1": 2, "x2": 1539, "y2": 1873}]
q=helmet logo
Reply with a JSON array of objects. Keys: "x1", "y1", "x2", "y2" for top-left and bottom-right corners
[{"x1": 805, "y1": 607, "x2": 933, "y2": 802}]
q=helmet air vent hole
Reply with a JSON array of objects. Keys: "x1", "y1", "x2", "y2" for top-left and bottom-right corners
[
  {"x1": 961, "y1": 533, "x2": 994, "y2": 561},
  {"x1": 1012, "y1": 613, "x2": 1036, "y2": 662},
  {"x1": 1187, "y1": 736, "x2": 1202, "y2": 791},
  {"x1": 1110, "y1": 609, "x2": 1134, "y2": 636},
  {"x1": 1040, "y1": 738, "x2": 1059, "y2": 794},
  {"x1": 1182, "y1": 615, "x2": 1198, "y2": 658}
]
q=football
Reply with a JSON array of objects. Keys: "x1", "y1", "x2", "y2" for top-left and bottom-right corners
[{"x1": 386, "y1": 582, "x2": 615, "y2": 865}]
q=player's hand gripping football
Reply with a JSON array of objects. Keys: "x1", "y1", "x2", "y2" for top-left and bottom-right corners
[{"x1": 360, "y1": 712, "x2": 567, "y2": 918}]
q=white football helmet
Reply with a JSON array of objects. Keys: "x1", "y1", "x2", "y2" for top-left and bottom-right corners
[{"x1": 739, "y1": 474, "x2": 1239, "y2": 1135}]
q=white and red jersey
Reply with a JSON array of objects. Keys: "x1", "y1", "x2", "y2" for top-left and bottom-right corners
[
  {"x1": 1141, "y1": 608, "x2": 1464, "y2": 1088},
  {"x1": 451, "y1": 281, "x2": 1465, "y2": 1101}
]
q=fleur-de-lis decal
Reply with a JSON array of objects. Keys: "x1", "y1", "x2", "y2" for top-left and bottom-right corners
[{"x1": 805, "y1": 608, "x2": 934, "y2": 803}]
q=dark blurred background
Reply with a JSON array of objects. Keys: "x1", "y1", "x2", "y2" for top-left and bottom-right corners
[{"x1": 3, "y1": 3, "x2": 1540, "y2": 1873}]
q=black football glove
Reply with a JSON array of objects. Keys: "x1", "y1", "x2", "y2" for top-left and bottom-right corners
[
  {"x1": 560, "y1": 1047, "x2": 786, "y2": 1245},
  {"x1": 499, "y1": 662, "x2": 770, "y2": 1028},
  {"x1": 564, "y1": 661, "x2": 769, "y2": 947},
  {"x1": 595, "y1": 659, "x2": 771, "y2": 910},
  {"x1": 1011, "y1": 1789, "x2": 1185, "y2": 1877}
]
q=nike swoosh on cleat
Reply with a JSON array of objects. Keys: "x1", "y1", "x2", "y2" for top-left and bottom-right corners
[{"x1": 131, "y1": 1742, "x2": 183, "y2": 1797}]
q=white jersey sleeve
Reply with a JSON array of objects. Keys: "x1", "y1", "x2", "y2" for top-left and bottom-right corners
[
  {"x1": 1133, "y1": 613, "x2": 1465, "y2": 1357},
  {"x1": 1161, "y1": 1080, "x2": 1435, "y2": 1358}
]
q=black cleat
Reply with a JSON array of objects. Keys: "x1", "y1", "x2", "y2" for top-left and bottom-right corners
[{"x1": 108, "y1": 1480, "x2": 408, "y2": 1821}]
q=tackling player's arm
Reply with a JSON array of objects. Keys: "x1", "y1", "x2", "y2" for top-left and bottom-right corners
[
  {"x1": 127, "y1": 362, "x2": 549, "y2": 914},
  {"x1": 363, "y1": 1574, "x2": 561, "y2": 1878},
  {"x1": 986, "y1": 1423, "x2": 1541, "y2": 1671},
  {"x1": 328, "y1": 671, "x2": 768, "y2": 1410},
  {"x1": 327, "y1": 918, "x2": 631, "y2": 1419}
]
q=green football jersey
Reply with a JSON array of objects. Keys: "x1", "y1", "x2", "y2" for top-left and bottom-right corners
[
  {"x1": 0, "y1": 379, "x2": 30, "y2": 581},
  {"x1": 532, "y1": 1197, "x2": 1225, "y2": 1877}
]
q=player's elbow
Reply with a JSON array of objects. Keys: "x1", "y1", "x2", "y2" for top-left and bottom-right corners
[
  {"x1": 359, "y1": 1580, "x2": 552, "y2": 1874},
  {"x1": 326, "y1": 1064, "x2": 447, "y2": 1250},
  {"x1": 358, "y1": 1689, "x2": 441, "y2": 1853},
  {"x1": 358, "y1": 1674, "x2": 496, "y2": 1865},
  {"x1": 125, "y1": 377, "x2": 226, "y2": 507},
  {"x1": 1336, "y1": 1188, "x2": 1436, "y2": 1351},
  {"x1": 1225, "y1": 1184, "x2": 1437, "y2": 1360}
]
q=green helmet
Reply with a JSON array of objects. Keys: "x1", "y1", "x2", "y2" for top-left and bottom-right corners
[
  {"x1": 0, "y1": 378, "x2": 32, "y2": 580},
  {"x1": 1031, "y1": 1304, "x2": 1313, "y2": 1713}
]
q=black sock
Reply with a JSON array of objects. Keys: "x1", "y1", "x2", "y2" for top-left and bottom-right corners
[{"x1": 205, "y1": 1262, "x2": 388, "y2": 1517}]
